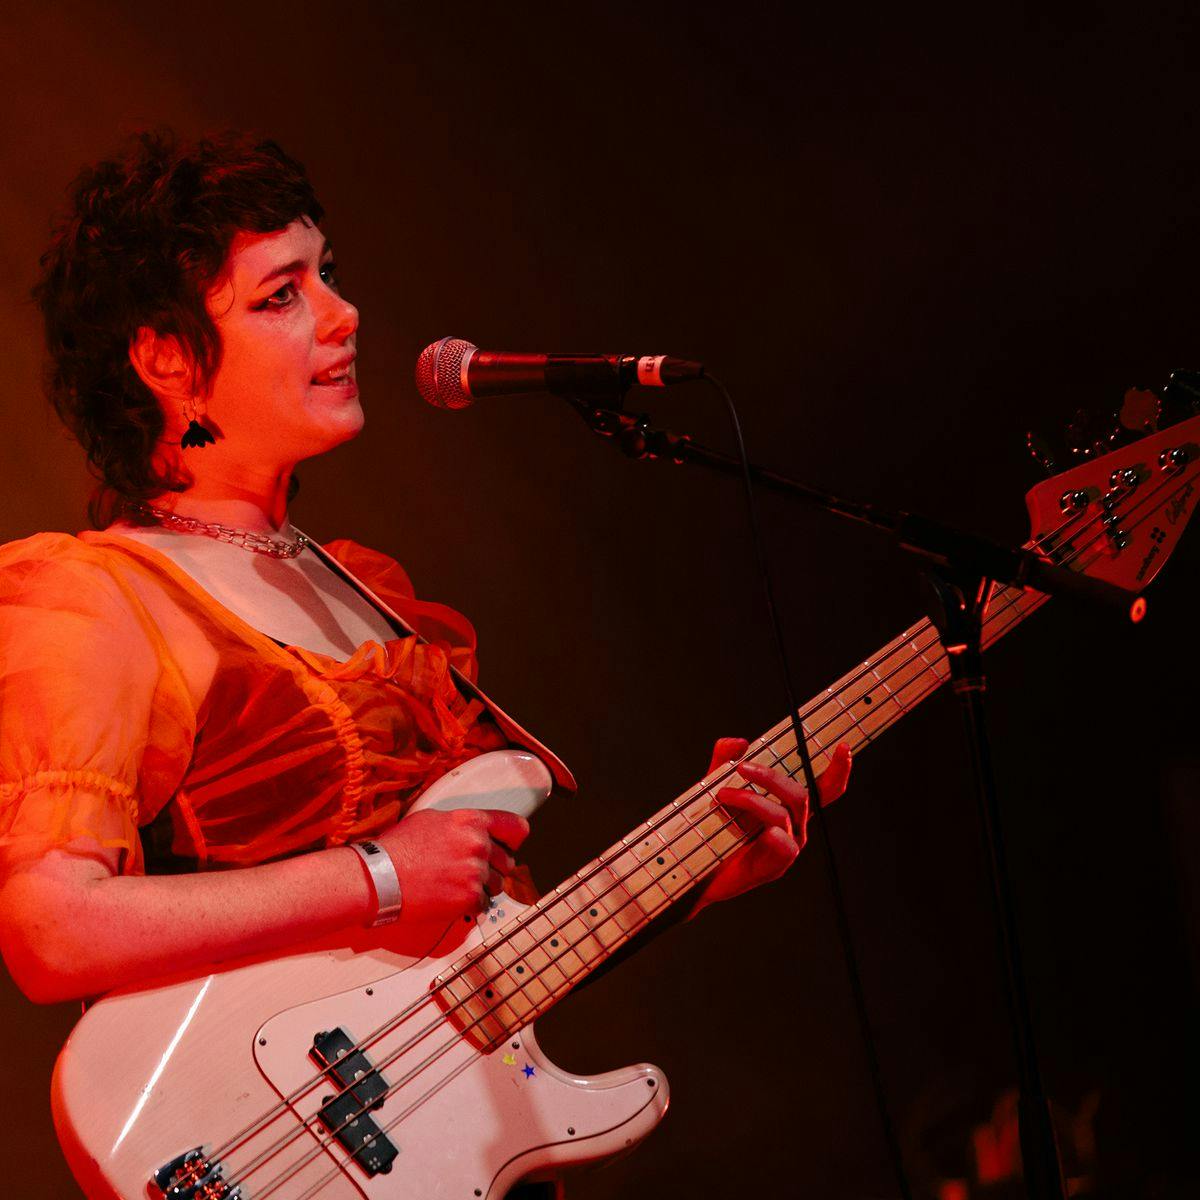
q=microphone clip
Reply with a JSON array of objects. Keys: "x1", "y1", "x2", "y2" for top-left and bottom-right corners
[{"x1": 566, "y1": 397, "x2": 693, "y2": 464}]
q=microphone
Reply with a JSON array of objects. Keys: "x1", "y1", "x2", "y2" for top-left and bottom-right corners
[{"x1": 415, "y1": 337, "x2": 705, "y2": 410}]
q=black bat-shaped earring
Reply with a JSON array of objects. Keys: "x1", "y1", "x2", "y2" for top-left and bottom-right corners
[
  {"x1": 181, "y1": 418, "x2": 217, "y2": 449},
  {"x1": 181, "y1": 400, "x2": 217, "y2": 449}
]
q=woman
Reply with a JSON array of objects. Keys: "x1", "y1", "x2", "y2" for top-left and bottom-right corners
[{"x1": 0, "y1": 131, "x2": 850, "y2": 1193}]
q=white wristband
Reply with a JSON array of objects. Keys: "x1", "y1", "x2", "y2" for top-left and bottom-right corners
[{"x1": 348, "y1": 840, "x2": 403, "y2": 927}]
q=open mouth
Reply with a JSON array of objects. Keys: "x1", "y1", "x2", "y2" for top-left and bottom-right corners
[{"x1": 311, "y1": 365, "x2": 355, "y2": 386}]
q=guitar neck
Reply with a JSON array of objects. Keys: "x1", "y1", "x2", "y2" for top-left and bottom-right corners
[
  {"x1": 752, "y1": 579, "x2": 1048, "y2": 776},
  {"x1": 433, "y1": 581, "x2": 1049, "y2": 1050}
]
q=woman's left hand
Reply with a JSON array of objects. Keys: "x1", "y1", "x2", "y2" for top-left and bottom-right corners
[{"x1": 688, "y1": 736, "x2": 852, "y2": 917}]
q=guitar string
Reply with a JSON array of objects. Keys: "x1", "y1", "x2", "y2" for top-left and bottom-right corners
[
  {"x1": 200, "y1": 586, "x2": 1007, "y2": 1174},
  {"x1": 216, "y1": 542, "x2": 1080, "y2": 1190},
  {"x1": 1029, "y1": 464, "x2": 1194, "y2": 576},
  {"x1": 243, "y1": 813, "x2": 759, "y2": 1200},
  {"x1": 218, "y1": 594, "x2": 1081, "y2": 1194},
  {"x1": 203, "y1": 465, "x2": 1191, "y2": 1194},
  {"x1": 286, "y1": 1050, "x2": 487, "y2": 1200},
  {"x1": 209, "y1": 572, "x2": 1034, "y2": 1185},
  {"x1": 277, "y1": 821, "x2": 761, "y2": 1200},
  {"x1": 199, "y1": 490, "x2": 1113, "y2": 1185},
  {"x1": 225, "y1": 796, "x2": 758, "y2": 1194},
  {"x1": 228, "y1": 606, "x2": 1002, "y2": 1196}
]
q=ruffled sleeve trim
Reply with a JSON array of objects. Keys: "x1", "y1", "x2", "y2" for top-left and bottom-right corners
[{"x1": 0, "y1": 769, "x2": 143, "y2": 874}]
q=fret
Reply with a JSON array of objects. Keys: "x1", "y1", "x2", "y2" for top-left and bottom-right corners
[
  {"x1": 608, "y1": 831, "x2": 673, "y2": 915},
  {"x1": 834, "y1": 663, "x2": 901, "y2": 741},
  {"x1": 914, "y1": 640, "x2": 949, "y2": 680},
  {"x1": 519, "y1": 937, "x2": 563, "y2": 992},
  {"x1": 586, "y1": 857, "x2": 651, "y2": 931},
  {"x1": 869, "y1": 662, "x2": 904, "y2": 711},
  {"x1": 653, "y1": 804, "x2": 711, "y2": 892},
  {"x1": 820, "y1": 689, "x2": 862, "y2": 752},
  {"x1": 574, "y1": 875, "x2": 635, "y2": 950},
  {"x1": 685, "y1": 795, "x2": 744, "y2": 858},
  {"x1": 435, "y1": 970, "x2": 515, "y2": 1050}
]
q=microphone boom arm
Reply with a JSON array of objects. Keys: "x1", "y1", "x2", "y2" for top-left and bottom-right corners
[{"x1": 566, "y1": 396, "x2": 1139, "y2": 615}]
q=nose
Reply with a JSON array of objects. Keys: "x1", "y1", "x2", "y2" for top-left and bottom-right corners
[{"x1": 318, "y1": 287, "x2": 359, "y2": 344}]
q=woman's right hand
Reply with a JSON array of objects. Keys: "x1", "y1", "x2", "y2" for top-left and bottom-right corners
[{"x1": 370, "y1": 808, "x2": 530, "y2": 922}]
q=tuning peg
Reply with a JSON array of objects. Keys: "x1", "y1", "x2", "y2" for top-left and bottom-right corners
[
  {"x1": 1119, "y1": 388, "x2": 1160, "y2": 433},
  {"x1": 1158, "y1": 369, "x2": 1200, "y2": 424},
  {"x1": 1026, "y1": 430, "x2": 1059, "y2": 475},
  {"x1": 1065, "y1": 407, "x2": 1121, "y2": 460}
]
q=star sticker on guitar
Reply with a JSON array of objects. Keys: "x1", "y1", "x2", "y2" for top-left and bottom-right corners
[{"x1": 522, "y1": 1064, "x2": 536, "y2": 1079}]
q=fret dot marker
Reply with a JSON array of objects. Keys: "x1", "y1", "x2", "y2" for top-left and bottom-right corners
[
  {"x1": 485, "y1": 989, "x2": 494, "y2": 998},
  {"x1": 550, "y1": 938, "x2": 559, "y2": 948},
  {"x1": 863, "y1": 695, "x2": 873, "y2": 705},
  {"x1": 589, "y1": 908, "x2": 598, "y2": 917},
  {"x1": 516, "y1": 965, "x2": 525, "y2": 974},
  {"x1": 656, "y1": 856, "x2": 665, "y2": 865}
]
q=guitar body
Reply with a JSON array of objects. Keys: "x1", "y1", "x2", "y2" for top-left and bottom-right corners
[{"x1": 53, "y1": 753, "x2": 669, "y2": 1200}]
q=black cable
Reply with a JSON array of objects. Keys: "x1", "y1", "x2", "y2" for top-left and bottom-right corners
[{"x1": 703, "y1": 372, "x2": 913, "y2": 1200}]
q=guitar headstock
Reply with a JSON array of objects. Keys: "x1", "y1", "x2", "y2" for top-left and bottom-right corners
[{"x1": 1024, "y1": 409, "x2": 1200, "y2": 594}]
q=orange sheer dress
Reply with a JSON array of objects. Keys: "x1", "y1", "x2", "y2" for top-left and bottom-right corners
[{"x1": 0, "y1": 531, "x2": 516, "y2": 877}]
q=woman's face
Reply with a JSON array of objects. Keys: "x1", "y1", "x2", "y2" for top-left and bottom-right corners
[{"x1": 200, "y1": 216, "x2": 361, "y2": 466}]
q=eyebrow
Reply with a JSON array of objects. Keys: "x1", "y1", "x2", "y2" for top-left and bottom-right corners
[{"x1": 254, "y1": 239, "x2": 334, "y2": 289}]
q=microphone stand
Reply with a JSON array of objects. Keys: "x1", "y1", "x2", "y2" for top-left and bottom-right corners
[{"x1": 568, "y1": 397, "x2": 1138, "y2": 1200}]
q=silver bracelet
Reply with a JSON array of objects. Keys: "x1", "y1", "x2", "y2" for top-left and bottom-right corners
[{"x1": 348, "y1": 840, "x2": 403, "y2": 926}]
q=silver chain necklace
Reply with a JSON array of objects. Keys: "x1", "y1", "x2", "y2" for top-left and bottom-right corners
[{"x1": 128, "y1": 503, "x2": 310, "y2": 559}]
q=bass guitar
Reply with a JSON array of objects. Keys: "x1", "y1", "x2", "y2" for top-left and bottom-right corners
[{"x1": 53, "y1": 407, "x2": 1200, "y2": 1198}]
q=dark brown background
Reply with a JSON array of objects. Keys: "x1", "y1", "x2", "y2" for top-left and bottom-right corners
[{"x1": 1, "y1": 2, "x2": 1198, "y2": 1196}]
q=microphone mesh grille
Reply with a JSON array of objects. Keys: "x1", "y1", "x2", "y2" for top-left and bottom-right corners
[{"x1": 415, "y1": 337, "x2": 475, "y2": 410}]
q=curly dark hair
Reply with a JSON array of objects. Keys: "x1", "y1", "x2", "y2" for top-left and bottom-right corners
[{"x1": 32, "y1": 129, "x2": 324, "y2": 526}]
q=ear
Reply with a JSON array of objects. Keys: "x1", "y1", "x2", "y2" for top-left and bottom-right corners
[{"x1": 128, "y1": 327, "x2": 195, "y2": 405}]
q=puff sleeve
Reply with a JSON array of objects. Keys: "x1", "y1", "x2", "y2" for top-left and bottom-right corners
[
  {"x1": 0, "y1": 535, "x2": 196, "y2": 876},
  {"x1": 322, "y1": 539, "x2": 482, "y2": 682}
]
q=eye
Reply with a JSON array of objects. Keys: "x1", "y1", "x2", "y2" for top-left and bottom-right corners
[
  {"x1": 320, "y1": 260, "x2": 340, "y2": 291},
  {"x1": 257, "y1": 282, "x2": 297, "y2": 310}
]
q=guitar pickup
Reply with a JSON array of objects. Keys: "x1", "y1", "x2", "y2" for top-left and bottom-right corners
[
  {"x1": 315, "y1": 1092, "x2": 397, "y2": 1176},
  {"x1": 309, "y1": 1027, "x2": 398, "y2": 1176}
]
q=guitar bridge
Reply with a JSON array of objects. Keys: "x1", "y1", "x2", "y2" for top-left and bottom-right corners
[
  {"x1": 309, "y1": 1027, "x2": 399, "y2": 1177},
  {"x1": 151, "y1": 1147, "x2": 241, "y2": 1198}
]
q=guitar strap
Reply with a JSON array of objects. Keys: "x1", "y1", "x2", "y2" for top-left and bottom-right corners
[{"x1": 298, "y1": 530, "x2": 577, "y2": 800}]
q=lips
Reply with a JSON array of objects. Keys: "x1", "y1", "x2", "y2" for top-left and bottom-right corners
[{"x1": 312, "y1": 353, "x2": 356, "y2": 385}]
